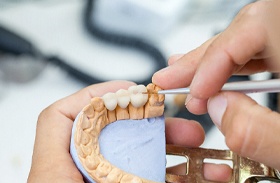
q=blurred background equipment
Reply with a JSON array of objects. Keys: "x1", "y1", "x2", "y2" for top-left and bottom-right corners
[
  {"x1": 0, "y1": 0, "x2": 269, "y2": 182},
  {"x1": 0, "y1": 20, "x2": 167, "y2": 86},
  {"x1": 89, "y1": 0, "x2": 192, "y2": 43},
  {"x1": 0, "y1": 0, "x2": 255, "y2": 86}
]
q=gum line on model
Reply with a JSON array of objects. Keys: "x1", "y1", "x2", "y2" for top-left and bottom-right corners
[{"x1": 70, "y1": 83, "x2": 165, "y2": 183}]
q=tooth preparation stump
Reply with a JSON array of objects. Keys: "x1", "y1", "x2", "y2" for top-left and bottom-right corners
[{"x1": 70, "y1": 84, "x2": 165, "y2": 183}]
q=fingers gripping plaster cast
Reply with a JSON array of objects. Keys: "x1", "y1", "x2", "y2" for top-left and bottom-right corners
[
  {"x1": 70, "y1": 83, "x2": 166, "y2": 183},
  {"x1": 70, "y1": 83, "x2": 280, "y2": 183}
]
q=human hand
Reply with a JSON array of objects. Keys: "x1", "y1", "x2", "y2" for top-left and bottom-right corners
[
  {"x1": 27, "y1": 81, "x2": 135, "y2": 183},
  {"x1": 28, "y1": 80, "x2": 225, "y2": 182},
  {"x1": 153, "y1": 0, "x2": 280, "y2": 114},
  {"x1": 153, "y1": 0, "x2": 280, "y2": 171}
]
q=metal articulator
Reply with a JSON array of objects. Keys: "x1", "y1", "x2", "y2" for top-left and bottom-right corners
[{"x1": 166, "y1": 144, "x2": 280, "y2": 183}]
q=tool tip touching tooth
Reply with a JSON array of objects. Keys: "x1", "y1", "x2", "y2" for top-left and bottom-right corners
[{"x1": 142, "y1": 91, "x2": 158, "y2": 94}]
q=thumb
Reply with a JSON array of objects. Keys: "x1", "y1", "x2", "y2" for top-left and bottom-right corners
[{"x1": 208, "y1": 92, "x2": 280, "y2": 170}]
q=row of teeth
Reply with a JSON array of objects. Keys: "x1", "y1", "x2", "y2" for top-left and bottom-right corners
[{"x1": 102, "y1": 85, "x2": 148, "y2": 111}]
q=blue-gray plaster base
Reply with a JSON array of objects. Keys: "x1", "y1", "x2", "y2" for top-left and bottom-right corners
[{"x1": 70, "y1": 113, "x2": 166, "y2": 183}]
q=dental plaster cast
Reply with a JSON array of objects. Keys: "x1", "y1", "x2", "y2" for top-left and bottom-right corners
[{"x1": 70, "y1": 84, "x2": 165, "y2": 183}]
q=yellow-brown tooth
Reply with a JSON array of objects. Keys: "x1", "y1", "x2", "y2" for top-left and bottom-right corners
[
  {"x1": 128, "y1": 103, "x2": 144, "y2": 120},
  {"x1": 107, "y1": 110, "x2": 117, "y2": 123},
  {"x1": 83, "y1": 104, "x2": 95, "y2": 118},
  {"x1": 115, "y1": 105, "x2": 129, "y2": 120},
  {"x1": 144, "y1": 83, "x2": 165, "y2": 118}
]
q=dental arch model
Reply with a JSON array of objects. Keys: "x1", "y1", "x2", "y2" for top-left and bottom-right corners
[{"x1": 70, "y1": 83, "x2": 165, "y2": 183}]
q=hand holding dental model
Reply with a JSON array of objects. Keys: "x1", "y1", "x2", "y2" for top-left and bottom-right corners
[
  {"x1": 28, "y1": 80, "x2": 232, "y2": 182},
  {"x1": 153, "y1": 0, "x2": 280, "y2": 175},
  {"x1": 27, "y1": 81, "x2": 210, "y2": 182},
  {"x1": 28, "y1": 0, "x2": 280, "y2": 182},
  {"x1": 70, "y1": 83, "x2": 166, "y2": 182}
]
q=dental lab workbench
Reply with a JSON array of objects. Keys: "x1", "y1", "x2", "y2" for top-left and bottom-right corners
[{"x1": 0, "y1": 1, "x2": 269, "y2": 182}]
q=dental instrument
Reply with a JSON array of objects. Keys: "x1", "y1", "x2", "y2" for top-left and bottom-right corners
[{"x1": 155, "y1": 79, "x2": 280, "y2": 94}]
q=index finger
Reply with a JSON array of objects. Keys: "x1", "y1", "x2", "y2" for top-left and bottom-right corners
[
  {"x1": 152, "y1": 35, "x2": 217, "y2": 89},
  {"x1": 190, "y1": 2, "x2": 267, "y2": 99}
]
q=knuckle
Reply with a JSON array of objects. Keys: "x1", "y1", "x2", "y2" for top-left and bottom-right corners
[
  {"x1": 38, "y1": 105, "x2": 53, "y2": 118},
  {"x1": 236, "y1": 2, "x2": 267, "y2": 30},
  {"x1": 37, "y1": 103, "x2": 58, "y2": 124},
  {"x1": 240, "y1": 1, "x2": 267, "y2": 17},
  {"x1": 238, "y1": 3, "x2": 254, "y2": 15}
]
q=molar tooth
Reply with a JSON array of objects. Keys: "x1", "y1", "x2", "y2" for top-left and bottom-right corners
[
  {"x1": 144, "y1": 83, "x2": 165, "y2": 118},
  {"x1": 137, "y1": 85, "x2": 148, "y2": 93},
  {"x1": 128, "y1": 85, "x2": 148, "y2": 108},
  {"x1": 102, "y1": 92, "x2": 117, "y2": 111},
  {"x1": 116, "y1": 89, "x2": 130, "y2": 108},
  {"x1": 138, "y1": 85, "x2": 148, "y2": 102},
  {"x1": 130, "y1": 93, "x2": 145, "y2": 108},
  {"x1": 128, "y1": 85, "x2": 147, "y2": 94}
]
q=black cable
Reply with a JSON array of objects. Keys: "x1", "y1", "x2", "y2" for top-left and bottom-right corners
[
  {"x1": 0, "y1": 26, "x2": 34, "y2": 56},
  {"x1": 0, "y1": 1, "x2": 167, "y2": 86},
  {"x1": 46, "y1": 55, "x2": 104, "y2": 84},
  {"x1": 83, "y1": 0, "x2": 167, "y2": 86},
  {"x1": 0, "y1": 24, "x2": 106, "y2": 85}
]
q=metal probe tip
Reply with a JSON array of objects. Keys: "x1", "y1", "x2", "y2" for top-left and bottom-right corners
[{"x1": 142, "y1": 91, "x2": 158, "y2": 94}]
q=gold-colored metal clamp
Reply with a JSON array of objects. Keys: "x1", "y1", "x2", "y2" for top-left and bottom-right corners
[{"x1": 166, "y1": 144, "x2": 280, "y2": 183}]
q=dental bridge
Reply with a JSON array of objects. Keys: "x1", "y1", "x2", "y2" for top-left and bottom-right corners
[{"x1": 71, "y1": 83, "x2": 280, "y2": 183}]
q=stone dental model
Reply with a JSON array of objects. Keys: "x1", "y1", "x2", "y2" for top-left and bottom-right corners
[{"x1": 70, "y1": 83, "x2": 165, "y2": 183}]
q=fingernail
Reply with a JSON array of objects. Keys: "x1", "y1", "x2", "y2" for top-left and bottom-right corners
[
  {"x1": 185, "y1": 94, "x2": 193, "y2": 106},
  {"x1": 171, "y1": 54, "x2": 184, "y2": 61},
  {"x1": 189, "y1": 75, "x2": 198, "y2": 94},
  {"x1": 152, "y1": 67, "x2": 170, "y2": 83},
  {"x1": 154, "y1": 66, "x2": 169, "y2": 75},
  {"x1": 207, "y1": 94, "x2": 227, "y2": 129}
]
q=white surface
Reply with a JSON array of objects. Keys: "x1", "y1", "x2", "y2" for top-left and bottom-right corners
[
  {"x1": 0, "y1": 65, "x2": 84, "y2": 183},
  {"x1": 94, "y1": 0, "x2": 192, "y2": 42},
  {"x1": 0, "y1": 1, "x2": 262, "y2": 182}
]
